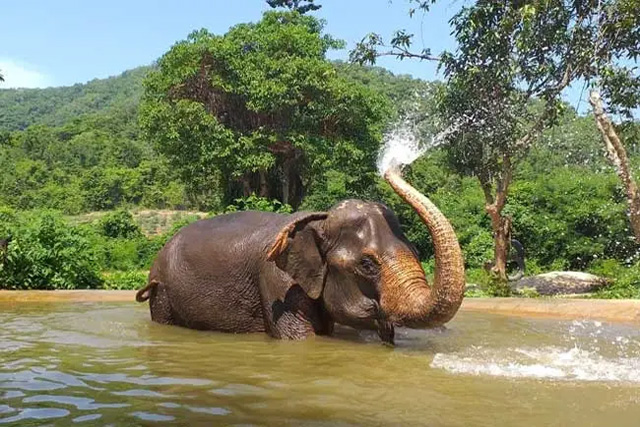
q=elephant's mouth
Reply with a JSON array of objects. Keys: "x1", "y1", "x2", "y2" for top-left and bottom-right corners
[
  {"x1": 372, "y1": 300, "x2": 395, "y2": 345},
  {"x1": 367, "y1": 300, "x2": 395, "y2": 345},
  {"x1": 375, "y1": 319, "x2": 395, "y2": 345},
  {"x1": 338, "y1": 299, "x2": 395, "y2": 345}
]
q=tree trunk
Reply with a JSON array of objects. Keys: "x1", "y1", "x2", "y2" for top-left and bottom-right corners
[
  {"x1": 479, "y1": 155, "x2": 513, "y2": 282},
  {"x1": 486, "y1": 207, "x2": 511, "y2": 281},
  {"x1": 281, "y1": 160, "x2": 291, "y2": 206},
  {"x1": 589, "y1": 90, "x2": 640, "y2": 243},
  {"x1": 241, "y1": 175, "x2": 252, "y2": 197},
  {"x1": 259, "y1": 170, "x2": 269, "y2": 197}
]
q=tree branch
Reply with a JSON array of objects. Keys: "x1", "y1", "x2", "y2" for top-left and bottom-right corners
[{"x1": 377, "y1": 46, "x2": 441, "y2": 62}]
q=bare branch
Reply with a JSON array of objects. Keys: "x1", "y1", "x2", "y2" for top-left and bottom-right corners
[{"x1": 377, "y1": 46, "x2": 442, "y2": 62}]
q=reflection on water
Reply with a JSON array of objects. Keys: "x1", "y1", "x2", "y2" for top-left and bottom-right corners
[{"x1": 0, "y1": 302, "x2": 639, "y2": 426}]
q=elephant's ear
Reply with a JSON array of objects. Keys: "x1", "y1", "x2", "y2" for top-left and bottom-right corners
[{"x1": 267, "y1": 212, "x2": 328, "y2": 299}]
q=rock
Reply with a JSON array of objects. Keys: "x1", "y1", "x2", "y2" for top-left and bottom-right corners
[{"x1": 511, "y1": 271, "x2": 612, "y2": 296}]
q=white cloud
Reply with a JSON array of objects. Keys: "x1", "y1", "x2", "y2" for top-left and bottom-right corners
[{"x1": 0, "y1": 58, "x2": 54, "y2": 89}]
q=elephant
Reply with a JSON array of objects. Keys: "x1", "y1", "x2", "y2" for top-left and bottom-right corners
[{"x1": 136, "y1": 167, "x2": 465, "y2": 344}]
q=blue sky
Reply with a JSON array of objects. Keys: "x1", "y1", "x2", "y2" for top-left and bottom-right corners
[{"x1": 0, "y1": 0, "x2": 587, "y2": 110}]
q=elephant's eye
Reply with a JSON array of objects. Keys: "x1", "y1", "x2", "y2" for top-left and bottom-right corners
[{"x1": 357, "y1": 255, "x2": 380, "y2": 277}]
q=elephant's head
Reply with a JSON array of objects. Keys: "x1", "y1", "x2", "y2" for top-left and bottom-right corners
[{"x1": 267, "y1": 166, "x2": 465, "y2": 344}]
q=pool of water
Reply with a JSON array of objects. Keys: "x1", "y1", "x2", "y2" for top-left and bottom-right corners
[{"x1": 1, "y1": 301, "x2": 639, "y2": 426}]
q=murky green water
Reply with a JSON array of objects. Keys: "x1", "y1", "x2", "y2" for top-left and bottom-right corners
[{"x1": 1, "y1": 302, "x2": 639, "y2": 426}]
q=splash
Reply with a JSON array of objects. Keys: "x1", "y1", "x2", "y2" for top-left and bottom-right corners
[
  {"x1": 377, "y1": 120, "x2": 425, "y2": 175},
  {"x1": 377, "y1": 116, "x2": 467, "y2": 176},
  {"x1": 431, "y1": 320, "x2": 640, "y2": 383},
  {"x1": 431, "y1": 346, "x2": 640, "y2": 383}
]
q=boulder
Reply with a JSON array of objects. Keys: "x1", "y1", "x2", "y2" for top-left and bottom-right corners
[{"x1": 511, "y1": 271, "x2": 611, "y2": 296}]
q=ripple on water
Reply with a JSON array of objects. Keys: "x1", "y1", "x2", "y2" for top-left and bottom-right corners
[
  {"x1": 0, "y1": 341, "x2": 33, "y2": 353},
  {"x1": 0, "y1": 369, "x2": 95, "y2": 391},
  {"x1": 0, "y1": 408, "x2": 70, "y2": 424},
  {"x1": 0, "y1": 406, "x2": 15, "y2": 415},
  {"x1": 72, "y1": 414, "x2": 102, "y2": 423},
  {"x1": 112, "y1": 389, "x2": 173, "y2": 398},
  {"x1": 78, "y1": 372, "x2": 214, "y2": 387},
  {"x1": 23, "y1": 395, "x2": 130, "y2": 410},
  {"x1": 130, "y1": 411, "x2": 176, "y2": 422},
  {"x1": 210, "y1": 383, "x2": 267, "y2": 396},
  {"x1": 186, "y1": 405, "x2": 231, "y2": 416}
]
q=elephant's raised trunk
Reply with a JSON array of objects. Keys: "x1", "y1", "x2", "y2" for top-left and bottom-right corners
[{"x1": 383, "y1": 165, "x2": 465, "y2": 327}]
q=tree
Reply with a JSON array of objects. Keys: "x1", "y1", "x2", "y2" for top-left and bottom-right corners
[
  {"x1": 266, "y1": 0, "x2": 321, "y2": 14},
  {"x1": 353, "y1": 2, "x2": 574, "y2": 281},
  {"x1": 439, "y1": 1, "x2": 640, "y2": 244},
  {"x1": 441, "y1": 1, "x2": 640, "y2": 244},
  {"x1": 140, "y1": 11, "x2": 388, "y2": 210}
]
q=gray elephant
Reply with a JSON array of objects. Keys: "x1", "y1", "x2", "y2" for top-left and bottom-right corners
[{"x1": 136, "y1": 168, "x2": 465, "y2": 344}]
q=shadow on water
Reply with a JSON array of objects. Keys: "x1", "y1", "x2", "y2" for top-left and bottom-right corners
[{"x1": 1, "y1": 302, "x2": 639, "y2": 426}]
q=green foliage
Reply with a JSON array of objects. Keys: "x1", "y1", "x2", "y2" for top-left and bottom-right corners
[
  {"x1": 508, "y1": 166, "x2": 638, "y2": 270},
  {"x1": 0, "y1": 67, "x2": 149, "y2": 131},
  {"x1": 589, "y1": 259, "x2": 640, "y2": 299},
  {"x1": 102, "y1": 238, "x2": 141, "y2": 271},
  {"x1": 515, "y1": 287, "x2": 541, "y2": 298},
  {"x1": 0, "y1": 211, "x2": 103, "y2": 289},
  {"x1": 0, "y1": 110, "x2": 187, "y2": 213},
  {"x1": 484, "y1": 279, "x2": 514, "y2": 298},
  {"x1": 140, "y1": 11, "x2": 388, "y2": 210},
  {"x1": 99, "y1": 209, "x2": 142, "y2": 239},
  {"x1": 225, "y1": 194, "x2": 293, "y2": 214},
  {"x1": 103, "y1": 270, "x2": 148, "y2": 290}
]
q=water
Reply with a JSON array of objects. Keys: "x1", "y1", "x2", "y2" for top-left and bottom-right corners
[
  {"x1": 1, "y1": 302, "x2": 639, "y2": 426},
  {"x1": 377, "y1": 116, "x2": 464, "y2": 175}
]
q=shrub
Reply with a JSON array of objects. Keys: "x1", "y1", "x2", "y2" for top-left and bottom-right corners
[
  {"x1": 225, "y1": 194, "x2": 293, "y2": 214},
  {"x1": 98, "y1": 209, "x2": 142, "y2": 239},
  {"x1": 103, "y1": 270, "x2": 148, "y2": 290},
  {"x1": 103, "y1": 238, "x2": 140, "y2": 271},
  {"x1": 589, "y1": 259, "x2": 640, "y2": 299},
  {"x1": 0, "y1": 211, "x2": 103, "y2": 289}
]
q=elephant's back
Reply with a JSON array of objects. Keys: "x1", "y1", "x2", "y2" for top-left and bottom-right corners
[
  {"x1": 182, "y1": 211, "x2": 289, "y2": 240},
  {"x1": 159, "y1": 211, "x2": 287, "y2": 272},
  {"x1": 147, "y1": 211, "x2": 288, "y2": 332}
]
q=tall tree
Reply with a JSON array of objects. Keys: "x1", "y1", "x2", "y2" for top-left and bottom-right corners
[{"x1": 140, "y1": 11, "x2": 388, "y2": 210}]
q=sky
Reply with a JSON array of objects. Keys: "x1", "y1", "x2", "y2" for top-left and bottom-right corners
[{"x1": 0, "y1": 0, "x2": 588, "y2": 111}]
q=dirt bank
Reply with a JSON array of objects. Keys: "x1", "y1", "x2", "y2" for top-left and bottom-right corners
[{"x1": 1, "y1": 291, "x2": 638, "y2": 324}]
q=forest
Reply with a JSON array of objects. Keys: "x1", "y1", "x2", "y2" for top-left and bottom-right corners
[{"x1": 0, "y1": 2, "x2": 639, "y2": 298}]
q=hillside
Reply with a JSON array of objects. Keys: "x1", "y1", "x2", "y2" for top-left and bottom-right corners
[
  {"x1": 0, "y1": 62, "x2": 432, "y2": 133},
  {"x1": 0, "y1": 66, "x2": 151, "y2": 131}
]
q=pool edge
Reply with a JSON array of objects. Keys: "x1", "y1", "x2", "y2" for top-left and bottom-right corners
[
  {"x1": 1, "y1": 291, "x2": 638, "y2": 324},
  {"x1": 461, "y1": 297, "x2": 640, "y2": 324}
]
